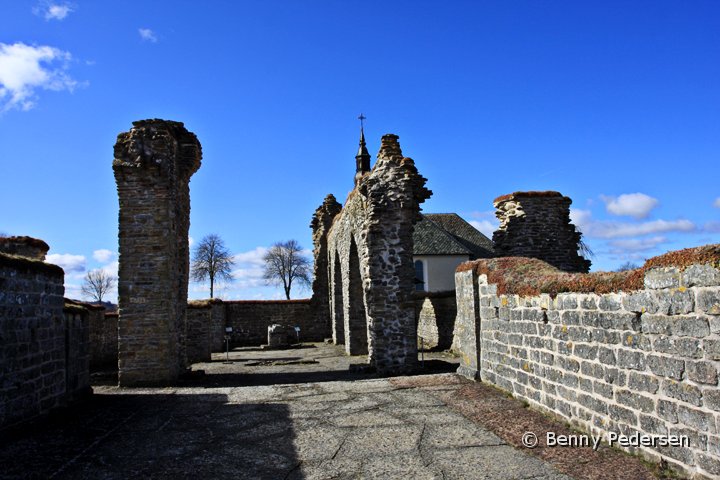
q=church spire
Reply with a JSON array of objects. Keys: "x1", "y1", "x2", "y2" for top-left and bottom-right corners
[{"x1": 355, "y1": 113, "x2": 370, "y2": 184}]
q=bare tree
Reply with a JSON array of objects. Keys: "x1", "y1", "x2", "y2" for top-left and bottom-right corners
[
  {"x1": 263, "y1": 240, "x2": 311, "y2": 300},
  {"x1": 616, "y1": 261, "x2": 640, "y2": 272},
  {"x1": 191, "y1": 234, "x2": 235, "y2": 299},
  {"x1": 81, "y1": 269, "x2": 116, "y2": 302}
]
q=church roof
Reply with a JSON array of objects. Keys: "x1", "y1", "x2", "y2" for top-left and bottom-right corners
[{"x1": 413, "y1": 213, "x2": 494, "y2": 259}]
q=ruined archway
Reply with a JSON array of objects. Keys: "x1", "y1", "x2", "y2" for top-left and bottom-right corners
[
  {"x1": 331, "y1": 250, "x2": 345, "y2": 344},
  {"x1": 319, "y1": 133, "x2": 431, "y2": 374},
  {"x1": 345, "y1": 236, "x2": 368, "y2": 355}
]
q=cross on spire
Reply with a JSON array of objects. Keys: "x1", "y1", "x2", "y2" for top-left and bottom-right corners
[{"x1": 358, "y1": 113, "x2": 366, "y2": 130}]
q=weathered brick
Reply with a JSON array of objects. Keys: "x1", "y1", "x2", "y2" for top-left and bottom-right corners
[
  {"x1": 682, "y1": 265, "x2": 720, "y2": 287},
  {"x1": 609, "y1": 404, "x2": 637, "y2": 425},
  {"x1": 598, "y1": 347, "x2": 616, "y2": 366},
  {"x1": 628, "y1": 372, "x2": 659, "y2": 394},
  {"x1": 697, "y1": 453, "x2": 720, "y2": 476},
  {"x1": 657, "y1": 399, "x2": 679, "y2": 423},
  {"x1": 639, "y1": 415, "x2": 668, "y2": 435},
  {"x1": 697, "y1": 289, "x2": 720, "y2": 315},
  {"x1": 599, "y1": 294, "x2": 622, "y2": 311},
  {"x1": 617, "y1": 349, "x2": 646, "y2": 371},
  {"x1": 593, "y1": 380, "x2": 613, "y2": 399},
  {"x1": 662, "y1": 380, "x2": 702, "y2": 407},
  {"x1": 677, "y1": 404, "x2": 716, "y2": 433},
  {"x1": 645, "y1": 267, "x2": 681, "y2": 289},
  {"x1": 623, "y1": 290, "x2": 659, "y2": 314},
  {"x1": 616, "y1": 389, "x2": 655, "y2": 413},
  {"x1": 704, "y1": 389, "x2": 720, "y2": 412},
  {"x1": 573, "y1": 344, "x2": 598, "y2": 360},
  {"x1": 687, "y1": 361, "x2": 718, "y2": 385},
  {"x1": 647, "y1": 355, "x2": 684, "y2": 380},
  {"x1": 704, "y1": 339, "x2": 720, "y2": 360},
  {"x1": 656, "y1": 288, "x2": 695, "y2": 315}
]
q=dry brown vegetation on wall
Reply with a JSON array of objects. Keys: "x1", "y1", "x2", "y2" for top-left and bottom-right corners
[{"x1": 457, "y1": 244, "x2": 720, "y2": 297}]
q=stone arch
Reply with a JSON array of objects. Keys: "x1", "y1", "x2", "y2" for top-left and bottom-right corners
[
  {"x1": 345, "y1": 235, "x2": 369, "y2": 355},
  {"x1": 316, "y1": 133, "x2": 431, "y2": 374},
  {"x1": 331, "y1": 249, "x2": 345, "y2": 344}
]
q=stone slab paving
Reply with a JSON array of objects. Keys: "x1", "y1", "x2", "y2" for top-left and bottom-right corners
[
  {"x1": 0, "y1": 344, "x2": 662, "y2": 479},
  {"x1": 0, "y1": 375, "x2": 571, "y2": 479}
]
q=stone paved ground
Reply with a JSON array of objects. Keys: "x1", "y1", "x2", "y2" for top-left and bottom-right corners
[{"x1": 0, "y1": 344, "x2": 661, "y2": 479}]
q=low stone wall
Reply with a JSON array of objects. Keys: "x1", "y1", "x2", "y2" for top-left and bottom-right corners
[
  {"x1": 62, "y1": 303, "x2": 92, "y2": 400},
  {"x1": 183, "y1": 299, "x2": 322, "y2": 358},
  {"x1": 415, "y1": 291, "x2": 456, "y2": 350},
  {"x1": 454, "y1": 249, "x2": 720, "y2": 478},
  {"x1": 0, "y1": 253, "x2": 66, "y2": 428},
  {"x1": 186, "y1": 305, "x2": 212, "y2": 363},
  {"x1": 224, "y1": 300, "x2": 317, "y2": 346},
  {"x1": 89, "y1": 311, "x2": 117, "y2": 371}
]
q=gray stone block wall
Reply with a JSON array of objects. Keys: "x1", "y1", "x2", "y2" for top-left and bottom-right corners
[
  {"x1": 0, "y1": 252, "x2": 66, "y2": 428},
  {"x1": 454, "y1": 263, "x2": 720, "y2": 477},
  {"x1": 113, "y1": 119, "x2": 201, "y2": 386}
]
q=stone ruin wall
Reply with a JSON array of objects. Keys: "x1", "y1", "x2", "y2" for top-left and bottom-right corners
[
  {"x1": 0, "y1": 237, "x2": 90, "y2": 429},
  {"x1": 185, "y1": 299, "x2": 321, "y2": 362},
  {"x1": 323, "y1": 134, "x2": 431, "y2": 374},
  {"x1": 415, "y1": 291, "x2": 457, "y2": 351},
  {"x1": 113, "y1": 119, "x2": 201, "y2": 387},
  {"x1": 310, "y1": 194, "x2": 343, "y2": 338},
  {"x1": 493, "y1": 191, "x2": 591, "y2": 273},
  {"x1": 89, "y1": 311, "x2": 118, "y2": 371},
  {"x1": 453, "y1": 253, "x2": 720, "y2": 478}
]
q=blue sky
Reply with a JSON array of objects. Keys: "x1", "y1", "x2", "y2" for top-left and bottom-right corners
[{"x1": 1, "y1": 1, "x2": 718, "y2": 302}]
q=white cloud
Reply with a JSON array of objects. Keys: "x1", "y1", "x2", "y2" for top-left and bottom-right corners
[
  {"x1": 469, "y1": 220, "x2": 498, "y2": 238},
  {"x1": 100, "y1": 260, "x2": 119, "y2": 278},
  {"x1": 714, "y1": 197, "x2": 720, "y2": 209},
  {"x1": 608, "y1": 236, "x2": 667, "y2": 253},
  {"x1": 0, "y1": 42, "x2": 79, "y2": 112},
  {"x1": 33, "y1": 2, "x2": 75, "y2": 21},
  {"x1": 188, "y1": 236, "x2": 194, "y2": 247},
  {"x1": 138, "y1": 28, "x2": 158, "y2": 43},
  {"x1": 47, "y1": 253, "x2": 86, "y2": 272},
  {"x1": 92, "y1": 249, "x2": 114, "y2": 263},
  {"x1": 233, "y1": 246, "x2": 268, "y2": 265},
  {"x1": 569, "y1": 209, "x2": 593, "y2": 231},
  {"x1": 601, "y1": 193, "x2": 659, "y2": 219},
  {"x1": 571, "y1": 209, "x2": 694, "y2": 239}
]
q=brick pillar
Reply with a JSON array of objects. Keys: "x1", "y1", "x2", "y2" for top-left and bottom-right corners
[{"x1": 113, "y1": 119, "x2": 201, "y2": 387}]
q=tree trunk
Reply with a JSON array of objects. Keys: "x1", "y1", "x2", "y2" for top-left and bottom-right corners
[{"x1": 210, "y1": 275, "x2": 214, "y2": 299}]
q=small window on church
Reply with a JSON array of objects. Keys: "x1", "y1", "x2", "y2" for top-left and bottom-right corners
[{"x1": 414, "y1": 260, "x2": 425, "y2": 291}]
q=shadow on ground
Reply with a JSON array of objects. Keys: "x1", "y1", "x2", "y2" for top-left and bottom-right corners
[{"x1": 0, "y1": 393, "x2": 299, "y2": 480}]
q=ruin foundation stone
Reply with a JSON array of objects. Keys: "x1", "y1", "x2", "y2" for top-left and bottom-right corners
[
  {"x1": 113, "y1": 119, "x2": 201, "y2": 387},
  {"x1": 492, "y1": 191, "x2": 591, "y2": 272},
  {"x1": 323, "y1": 133, "x2": 431, "y2": 375}
]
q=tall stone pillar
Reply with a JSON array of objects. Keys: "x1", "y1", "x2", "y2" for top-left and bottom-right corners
[
  {"x1": 113, "y1": 119, "x2": 202, "y2": 386},
  {"x1": 362, "y1": 134, "x2": 432, "y2": 374},
  {"x1": 310, "y1": 194, "x2": 342, "y2": 338}
]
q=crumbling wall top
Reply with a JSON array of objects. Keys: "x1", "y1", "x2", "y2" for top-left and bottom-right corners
[
  {"x1": 0, "y1": 236, "x2": 50, "y2": 261},
  {"x1": 112, "y1": 119, "x2": 202, "y2": 178}
]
